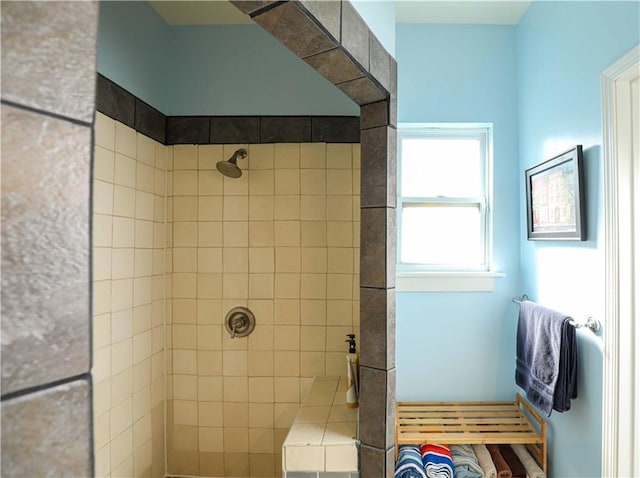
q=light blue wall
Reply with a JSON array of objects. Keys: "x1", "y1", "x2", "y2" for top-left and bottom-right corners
[
  {"x1": 166, "y1": 25, "x2": 357, "y2": 116},
  {"x1": 96, "y1": 1, "x2": 357, "y2": 116},
  {"x1": 351, "y1": 0, "x2": 396, "y2": 56},
  {"x1": 97, "y1": 1, "x2": 169, "y2": 111},
  {"x1": 396, "y1": 24, "x2": 521, "y2": 401},
  {"x1": 516, "y1": 2, "x2": 639, "y2": 476}
]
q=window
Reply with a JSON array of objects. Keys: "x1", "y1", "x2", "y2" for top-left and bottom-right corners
[{"x1": 397, "y1": 124, "x2": 499, "y2": 289}]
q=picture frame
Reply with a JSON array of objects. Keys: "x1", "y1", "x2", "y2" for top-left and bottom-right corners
[{"x1": 525, "y1": 145, "x2": 586, "y2": 241}]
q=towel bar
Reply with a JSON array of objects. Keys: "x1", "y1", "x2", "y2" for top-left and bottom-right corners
[{"x1": 512, "y1": 295, "x2": 601, "y2": 334}]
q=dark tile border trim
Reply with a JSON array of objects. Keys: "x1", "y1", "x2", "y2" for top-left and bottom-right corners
[{"x1": 96, "y1": 74, "x2": 359, "y2": 144}]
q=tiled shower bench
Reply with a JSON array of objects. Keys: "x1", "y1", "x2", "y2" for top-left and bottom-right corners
[{"x1": 282, "y1": 376, "x2": 359, "y2": 477}]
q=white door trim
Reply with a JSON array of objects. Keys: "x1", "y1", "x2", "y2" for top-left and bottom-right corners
[{"x1": 601, "y1": 43, "x2": 640, "y2": 478}]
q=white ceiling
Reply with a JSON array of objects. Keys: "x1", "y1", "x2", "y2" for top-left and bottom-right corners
[{"x1": 149, "y1": 0, "x2": 533, "y2": 26}]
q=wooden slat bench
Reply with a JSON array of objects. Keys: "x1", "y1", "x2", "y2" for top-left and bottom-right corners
[{"x1": 395, "y1": 393, "x2": 547, "y2": 472}]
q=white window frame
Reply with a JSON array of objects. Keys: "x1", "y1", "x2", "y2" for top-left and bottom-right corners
[{"x1": 396, "y1": 123, "x2": 503, "y2": 291}]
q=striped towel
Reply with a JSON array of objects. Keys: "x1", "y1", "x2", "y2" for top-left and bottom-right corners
[
  {"x1": 420, "y1": 444, "x2": 454, "y2": 478},
  {"x1": 451, "y1": 444, "x2": 484, "y2": 478},
  {"x1": 395, "y1": 445, "x2": 428, "y2": 478}
]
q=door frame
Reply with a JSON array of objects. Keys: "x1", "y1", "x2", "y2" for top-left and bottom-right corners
[{"x1": 601, "y1": 43, "x2": 640, "y2": 478}]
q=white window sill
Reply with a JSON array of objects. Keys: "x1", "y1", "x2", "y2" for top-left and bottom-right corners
[{"x1": 396, "y1": 271, "x2": 506, "y2": 292}]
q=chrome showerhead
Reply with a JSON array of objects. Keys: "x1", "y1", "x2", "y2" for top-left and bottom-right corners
[{"x1": 216, "y1": 148, "x2": 246, "y2": 178}]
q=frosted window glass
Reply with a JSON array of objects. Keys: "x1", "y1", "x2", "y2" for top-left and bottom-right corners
[
  {"x1": 400, "y1": 205, "x2": 482, "y2": 265},
  {"x1": 401, "y1": 138, "x2": 481, "y2": 197}
]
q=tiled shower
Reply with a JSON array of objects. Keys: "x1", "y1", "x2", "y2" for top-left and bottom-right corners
[{"x1": 92, "y1": 112, "x2": 361, "y2": 476}]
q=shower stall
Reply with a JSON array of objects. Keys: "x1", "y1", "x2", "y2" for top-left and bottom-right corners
[{"x1": 92, "y1": 103, "x2": 361, "y2": 476}]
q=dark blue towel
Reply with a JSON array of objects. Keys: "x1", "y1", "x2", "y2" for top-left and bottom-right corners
[{"x1": 515, "y1": 300, "x2": 578, "y2": 416}]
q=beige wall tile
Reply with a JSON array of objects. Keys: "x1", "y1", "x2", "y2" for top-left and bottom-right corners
[
  {"x1": 197, "y1": 221, "x2": 222, "y2": 247},
  {"x1": 326, "y1": 144, "x2": 353, "y2": 169},
  {"x1": 274, "y1": 221, "x2": 300, "y2": 247},
  {"x1": 248, "y1": 324, "x2": 274, "y2": 351},
  {"x1": 274, "y1": 351, "x2": 299, "y2": 377},
  {"x1": 95, "y1": 145, "x2": 115, "y2": 183},
  {"x1": 326, "y1": 274, "x2": 353, "y2": 300},
  {"x1": 249, "y1": 377, "x2": 274, "y2": 403},
  {"x1": 173, "y1": 145, "x2": 198, "y2": 170},
  {"x1": 198, "y1": 144, "x2": 223, "y2": 170},
  {"x1": 115, "y1": 123, "x2": 137, "y2": 158},
  {"x1": 274, "y1": 325, "x2": 300, "y2": 351},
  {"x1": 326, "y1": 195, "x2": 353, "y2": 221},
  {"x1": 248, "y1": 273, "x2": 274, "y2": 299},
  {"x1": 223, "y1": 173, "x2": 248, "y2": 196},
  {"x1": 174, "y1": 196, "x2": 198, "y2": 222},
  {"x1": 274, "y1": 377, "x2": 300, "y2": 403},
  {"x1": 223, "y1": 377, "x2": 248, "y2": 402},
  {"x1": 275, "y1": 273, "x2": 300, "y2": 299},
  {"x1": 223, "y1": 402, "x2": 249, "y2": 428},
  {"x1": 199, "y1": 169, "x2": 223, "y2": 196},
  {"x1": 301, "y1": 273, "x2": 326, "y2": 299},
  {"x1": 248, "y1": 144, "x2": 274, "y2": 170},
  {"x1": 173, "y1": 170, "x2": 198, "y2": 196},
  {"x1": 198, "y1": 196, "x2": 223, "y2": 221},
  {"x1": 222, "y1": 350, "x2": 247, "y2": 376},
  {"x1": 94, "y1": 179, "x2": 114, "y2": 215},
  {"x1": 300, "y1": 169, "x2": 326, "y2": 195},
  {"x1": 223, "y1": 196, "x2": 248, "y2": 221},
  {"x1": 249, "y1": 247, "x2": 274, "y2": 273},
  {"x1": 249, "y1": 169, "x2": 274, "y2": 195},
  {"x1": 199, "y1": 427, "x2": 224, "y2": 453},
  {"x1": 248, "y1": 195, "x2": 274, "y2": 221},
  {"x1": 300, "y1": 351, "x2": 326, "y2": 377},
  {"x1": 174, "y1": 400, "x2": 198, "y2": 426},
  {"x1": 95, "y1": 112, "x2": 116, "y2": 150},
  {"x1": 300, "y1": 195, "x2": 326, "y2": 221},
  {"x1": 196, "y1": 325, "x2": 222, "y2": 351},
  {"x1": 195, "y1": 299, "x2": 220, "y2": 325},
  {"x1": 275, "y1": 169, "x2": 300, "y2": 195},
  {"x1": 274, "y1": 299, "x2": 300, "y2": 325},
  {"x1": 223, "y1": 221, "x2": 248, "y2": 247},
  {"x1": 274, "y1": 143, "x2": 300, "y2": 169},
  {"x1": 248, "y1": 221, "x2": 274, "y2": 247},
  {"x1": 249, "y1": 428, "x2": 275, "y2": 454},
  {"x1": 301, "y1": 221, "x2": 327, "y2": 247},
  {"x1": 197, "y1": 351, "x2": 222, "y2": 376},
  {"x1": 223, "y1": 247, "x2": 249, "y2": 273},
  {"x1": 274, "y1": 195, "x2": 300, "y2": 221},
  {"x1": 300, "y1": 300, "x2": 326, "y2": 326},
  {"x1": 114, "y1": 154, "x2": 136, "y2": 188},
  {"x1": 300, "y1": 143, "x2": 326, "y2": 169},
  {"x1": 275, "y1": 247, "x2": 301, "y2": 273},
  {"x1": 301, "y1": 326, "x2": 326, "y2": 352},
  {"x1": 173, "y1": 248, "x2": 197, "y2": 273},
  {"x1": 274, "y1": 403, "x2": 299, "y2": 428},
  {"x1": 248, "y1": 350, "x2": 274, "y2": 377},
  {"x1": 173, "y1": 350, "x2": 197, "y2": 375},
  {"x1": 94, "y1": 214, "x2": 113, "y2": 248},
  {"x1": 198, "y1": 376, "x2": 223, "y2": 402},
  {"x1": 112, "y1": 248, "x2": 134, "y2": 280},
  {"x1": 301, "y1": 247, "x2": 327, "y2": 273},
  {"x1": 111, "y1": 309, "x2": 133, "y2": 344},
  {"x1": 327, "y1": 300, "x2": 353, "y2": 326},
  {"x1": 174, "y1": 374, "x2": 198, "y2": 400},
  {"x1": 326, "y1": 170, "x2": 353, "y2": 195},
  {"x1": 110, "y1": 369, "x2": 132, "y2": 407}
]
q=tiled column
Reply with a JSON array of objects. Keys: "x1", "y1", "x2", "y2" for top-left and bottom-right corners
[
  {"x1": 359, "y1": 99, "x2": 397, "y2": 476},
  {"x1": 230, "y1": 1, "x2": 398, "y2": 475},
  {"x1": 1, "y1": 2, "x2": 98, "y2": 476}
]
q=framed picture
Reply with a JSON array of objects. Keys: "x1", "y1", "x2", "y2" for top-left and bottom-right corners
[{"x1": 525, "y1": 145, "x2": 586, "y2": 241}]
